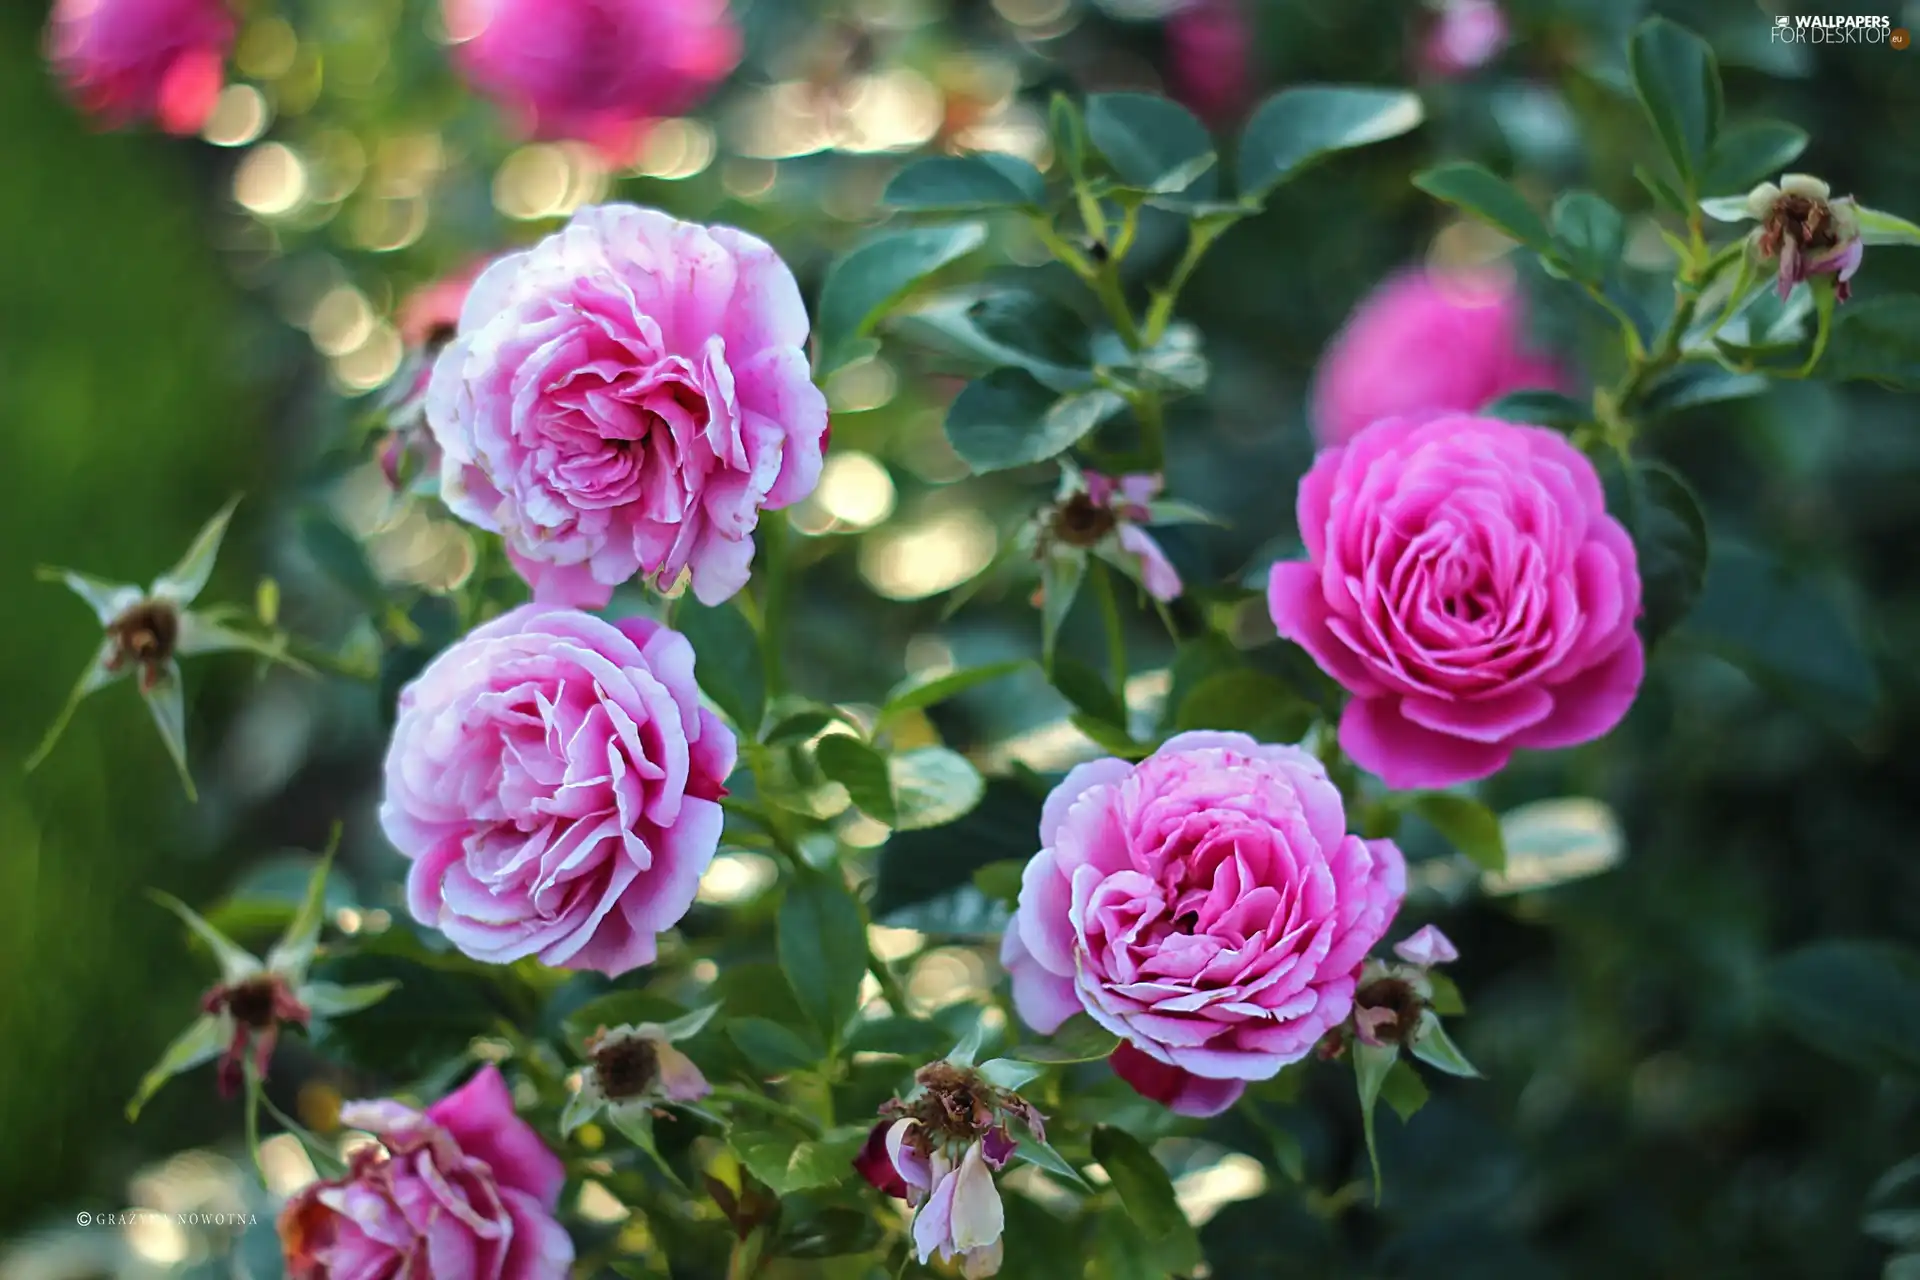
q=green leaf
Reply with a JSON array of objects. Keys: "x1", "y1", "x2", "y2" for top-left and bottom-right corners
[
  {"x1": 944, "y1": 368, "x2": 1127, "y2": 474},
  {"x1": 1628, "y1": 17, "x2": 1722, "y2": 191},
  {"x1": 778, "y1": 871, "x2": 868, "y2": 1047},
  {"x1": 1353, "y1": 1038, "x2": 1398, "y2": 1200},
  {"x1": 1040, "y1": 551, "x2": 1087, "y2": 664},
  {"x1": 142, "y1": 664, "x2": 197, "y2": 802},
  {"x1": 948, "y1": 1015, "x2": 992, "y2": 1068},
  {"x1": 815, "y1": 734, "x2": 895, "y2": 825},
  {"x1": 1640, "y1": 365, "x2": 1768, "y2": 415},
  {"x1": 1680, "y1": 542, "x2": 1880, "y2": 735},
  {"x1": 1409, "y1": 1011, "x2": 1481, "y2": 1078},
  {"x1": 46, "y1": 568, "x2": 141, "y2": 626},
  {"x1": 302, "y1": 980, "x2": 399, "y2": 1019},
  {"x1": 1175, "y1": 669, "x2": 1314, "y2": 744},
  {"x1": 298, "y1": 511, "x2": 385, "y2": 609},
  {"x1": 882, "y1": 660, "x2": 1029, "y2": 720},
  {"x1": 978, "y1": 1057, "x2": 1046, "y2": 1090},
  {"x1": 1070, "y1": 713, "x2": 1147, "y2": 759},
  {"x1": 727, "y1": 1016, "x2": 821, "y2": 1073},
  {"x1": 1824, "y1": 293, "x2": 1920, "y2": 389},
  {"x1": 1090, "y1": 1126, "x2": 1202, "y2": 1268},
  {"x1": 1238, "y1": 86, "x2": 1425, "y2": 199},
  {"x1": 1485, "y1": 797, "x2": 1626, "y2": 896},
  {"x1": 972, "y1": 860, "x2": 1025, "y2": 911},
  {"x1": 1379, "y1": 1058, "x2": 1430, "y2": 1122},
  {"x1": 774, "y1": 1207, "x2": 887, "y2": 1259},
  {"x1": 1858, "y1": 206, "x2": 1920, "y2": 247},
  {"x1": 127, "y1": 1015, "x2": 225, "y2": 1120},
  {"x1": 890, "y1": 746, "x2": 986, "y2": 831},
  {"x1": 265, "y1": 838, "x2": 338, "y2": 981},
  {"x1": 154, "y1": 495, "x2": 242, "y2": 604},
  {"x1": 559, "y1": 1085, "x2": 602, "y2": 1137},
  {"x1": 1050, "y1": 655, "x2": 1127, "y2": 729},
  {"x1": 1412, "y1": 163, "x2": 1555, "y2": 257},
  {"x1": 1014, "y1": 1016, "x2": 1121, "y2": 1064},
  {"x1": 1015, "y1": 1135, "x2": 1096, "y2": 1193},
  {"x1": 816, "y1": 223, "x2": 988, "y2": 374},
  {"x1": 883, "y1": 154, "x2": 1046, "y2": 210},
  {"x1": 676, "y1": 597, "x2": 766, "y2": 734},
  {"x1": 1701, "y1": 120, "x2": 1807, "y2": 194},
  {"x1": 763, "y1": 707, "x2": 850, "y2": 746},
  {"x1": 662, "y1": 1003, "x2": 723, "y2": 1042},
  {"x1": 150, "y1": 889, "x2": 261, "y2": 982},
  {"x1": 1624, "y1": 461, "x2": 1709, "y2": 645},
  {"x1": 1766, "y1": 939, "x2": 1920, "y2": 1078},
  {"x1": 875, "y1": 779, "x2": 1043, "y2": 914},
  {"x1": 1550, "y1": 191, "x2": 1625, "y2": 283},
  {"x1": 1085, "y1": 92, "x2": 1217, "y2": 197},
  {"x1": 1428, "y1": 970, "x2": 1466, "y2": 1017},
  {"x1": 1480, "y1": 389, "x2": 1591, "y2": 430},
  {"x1": 891, "y1": 290, "x2": 1096, "y2": 392},
  {"x1": 848, "y1": 1015, "x2": 952, "y2": 1058},
  {"x1": 24, "y1": 646, "x2": 124, "y2": 776},
  {"x1": 1414, "y1": 794, "x2": 1506, "y2": 874},
  {"x1": 968, "y1": 291, "x2": 1095, "y2": 370},
  {"x1": 1635, "y1": 162, "x2": 1692, "y2": 216}
]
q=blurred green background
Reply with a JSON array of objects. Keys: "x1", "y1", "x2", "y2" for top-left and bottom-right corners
[{"x1": 5, "y1": 0, "x2": 1920, "y2": 1276}]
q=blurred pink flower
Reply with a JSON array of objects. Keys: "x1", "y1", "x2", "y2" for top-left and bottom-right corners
[
  {"x1": 426, "y1": 203, "x2": 828, "y2": 609},
  {"x1": 1312, "y1": 267, "x2": 1566, "y2": 445},
  {"x1": 444, "y1": 0, "x2": 740, "y2": 162},
  {"x1": 45, "y1": 0, "x2": 235, "y2": 134},
  {"x1": 279, "y1": 1066, "x2": 573, "y2": 1280},
  {"x1": 1269, "y1": 415, "x2": 1644, "y2": 789},
  {"x1": 1167, "y1": 0, "x2": 1253, "y2": 125},
  {"x1": 1080, "y1": 471, "x2": 1182, "y2": 602},
  {"x1": 381, "y1": 605, "x2": 735, "y2": 976},
  {"x1": 1001, "y1": 732, "x2": 1407, "y2": 1116},
  {"x1": 1419, "y1": 0, "x2": 1509, "y2": 80},
  {"x1": 863, "y1": 1120, "x2": 1008, "y2": 1278},
  {"x1": 1394, "y1": 924, "x2": 1460, "y2": 967}
]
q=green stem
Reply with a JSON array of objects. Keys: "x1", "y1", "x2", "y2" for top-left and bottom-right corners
[
  {"x1": 757, "y1": 513, "x2": 791, "y2": 699},
  {"x1": 1030, "y1": 218, "x2": 1095, "y2": 279},
  {"x1": 1132, "y1": 390, "x2": 1166, "y2": 473},
  {"x1": 242, "y1": 1064, "x2": 267, "y2": 1185},
  {"x1": 1143, "y1": 220, "x2": 1229, "y2": 347},
  {"x1": 1091, "y1": 562, "x2": 1128, "y2": 696},
  {"x1": 1092, "y1": 267, "x2": 1143, "y2": 351}
]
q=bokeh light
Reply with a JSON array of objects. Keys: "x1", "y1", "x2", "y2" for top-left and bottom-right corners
[
  {"x1": 233, "y1": 143, "x2": 309, "y2": 217},
  {"x1": 859, "y1": 509, "x2": 997, "y2": 599}
]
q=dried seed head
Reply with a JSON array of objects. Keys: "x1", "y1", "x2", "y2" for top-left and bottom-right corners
[{"x1": 1052, "y1": 492, "x2": 1117, "y2": 548}]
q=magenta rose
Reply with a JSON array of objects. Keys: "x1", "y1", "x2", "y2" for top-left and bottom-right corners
[
  {"x1": 1312, "y1": 268, "x2": 1564, "y2": 445},
  {"x1": 381, "y1": 604, "x2": 735, "y2": 976},
  {"x1": 444, "y1": 0, "x2": 739, "y2": 161},
  {"x1": 279, "y1": 1065, "x2": 573, "y2": 1280},
  {"x1": 1000, "y1": 732, "x2": 1406, "y2": 1116},
  {"x1": 1167, "y1": 0, "x2": 1253, "y2": 125},
  {"x1": 1269, "y1": 414, "x2": 1644, "y2": 790},
  {"x1": 426, "y1": 203, "x2": 828, "y2": 609},
  {"x1": 45, "y1": 0, "x2": 234, "y2": 134}
]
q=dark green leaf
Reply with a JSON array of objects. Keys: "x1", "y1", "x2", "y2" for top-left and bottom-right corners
[
  {"x1": 727, "y1": 1017, "x2": 821, "y2": 1073},
  {"x1": 875, "y1": 780, "x2": 1043, "y2": 915},
  {"x1": 1090, "y1": 1126, "x2": 1201, "y2": 1267},
  {"x1": 891, "y1": 290, "x2": 1096, "y2": 392},
  {"x1": 1014, "y1": 1136, "x2": 1096, "y2": 1193},
  {"x1": 1481, "y1": 389, "x2": 1591, "y2": 430},
  {"x1": 883, "y1": 154, "x2": 1046, "y2": 210},
  {"x1": 1702, "y1": 120, "x2": 1808, "y2": 194},
  {"x1": 882, "y1": 660, "x2": 1029, "y2": 720},
  {"x1": 1634, "y1": 162, "x2": 1692, "y2": 216},
  {"x1": 972, "y1": 859, "x2": 1026, "y2": 907},
  {"x1": 1629, "y1": 17, "x2": 1722, "y2": 191},
  {"x1": 968, "y1": 292, "x2": 1095, "y2": 370},
  {"x1": 1413, "y1": 163, "x2": 1555, "y2": 257},
  {"x1": 1175, "y1": 669, "x2": 1314, "y2": 744},
  {"x1": 1379, "y1": 1059, "x2": 1430, "y2": 1122},
  {"x1": 1085, "y1": 92, "x2": 1218, "y2": 197},
  {"x1": 816, "y1": 223, "x2": 988, "y2": 374},
  {"x1": 877, "y1": 885, "x2": 1011, "y2": 938},
  {"x1": 1238, "y1": 86, "x2": 1425, "y2": 199},
  {"x1": 1040, "y1": 551, "x2": 1087, "y2": 663},
  {"x1": 309, "y1": 927, "x2": 529, "y2": 1080},
  {"x1": 777, "y1": 871, "x2": 868, "y2": 1047},
  {"x1": 1766, "y1": 940, "x2": 1920, "y2": 1077},
  {"x1": 1414, "y1": 794, "x2": 1507, "y2": 874},
  {"x1": 814, "y1": 734, "x2": 896, "y2": 825},
  {"x1": 1625, "y1": 461, "x2": 1709, "y2": 644},
  {"x1": 299, "y1": 512, "x2": 385, "y2": 608},
  {"x1": 1013, "y1": 1016, "x2": 1121, "y2": 1064},
  {"x1": 1550, "y1": 191, "x2": 1625, "y2": 283},
  {"x1": 1070, "y1": 713, "x2": 1148, "y2": 758},
  {"x1": 763, "y1": 707, "x2": 846, "y2": 746},
  {"x1": 848, "y1": 1015, "x2": 951, "y2": 1058},
  {"x1": 1640, "y1": 364, "x2": 1768, "y2": 415},
  {"x1": 944, "y1": 368, "x2": 1127, "y2": 474},
  {"x1": 774, "y1": 1207, "x2": 886, "y2": 1259},
  {"x1": 1680, "y1": 542, "x2": 1880, "y2": 735},
  {"x1": 1050, "y1": 654, "x2": 1126, "y2": 728},
  {"x1": 1824, "y1": 294, "x2": 1920, "y2": 389},
  {"x1": 560, "y1": 990, "x2": 685, "y2": 1053},
  {"x1": 731, "y1": 1124, "x2": 871, "y2": 1195},
  {"x1": 676, "y1": 597, "x2": 766, "y2": 735}
]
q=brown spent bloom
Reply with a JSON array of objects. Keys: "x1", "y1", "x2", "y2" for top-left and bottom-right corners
[
  {"x1": 588, "y1": 1027, "x2": 661, "y2": 1102},
  {"x1": 202, "y1": 972, "x2": 311, "y2": 1097},
  {"x1": 105, "y1": 599, "x2": 180, "y2": 691}
]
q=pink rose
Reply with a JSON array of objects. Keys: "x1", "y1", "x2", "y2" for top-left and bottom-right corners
[
  {"x1": 380, "y1": 604, "x2": 736, "y2": 976},
  {"x1": 1167, "y1": 0, "x2": 1253, "y2": 126},
  {"x1": 278, "y1": 1065, "x2": 573, "y2": 1280},
  {"x1": 1312, "y1": 268, "x2": 1565, "y2": 446},
  {"x1": 1268, "y1": 415, "x2": 1644, "y2": 790},
  {"x1": 45, "y1": 0, "x2": 235, "y2": 134},
  {"x1": 426, "y1": 203, "x2": 828, "y2": 609},
  {"x1": 1000, "y1": 732, "x2": 1406, "y2": 1116},
  {"x1": 1419, "y1": 0, "x2": 1509, "y2": 80},
  {"x1": 444, "y1": 0, "x2": 739, "y2": 161}
]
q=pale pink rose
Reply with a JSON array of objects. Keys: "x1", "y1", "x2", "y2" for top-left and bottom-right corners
[
  {"x1": 1394, "y1": 924, "x2": 1459, "y2": 967},
  {"x1": 1419, "y1": 0, "x2": 1509, "y2": 80},
  {"x1": 1001, "y1": 732, "x2": 1406, "y2": 1116},
  {"x1": 45, "y1": 0, "x2": 235, "y2": 134},
  {"x1": 1167, "y1": 0, "x2": 1252, "y2": 125},
  {"x1": 380, "y1": 604, "x2": 736, "y2": 976},
  {"x1": 444, "y1": 0, "x2": 739, "y2": 162},
  {"x1": 1312, "y1": 268, "x2": 1566, "y2": 445},
  {"x1": 426, "y1": 203, "x2": 828, "y2": 608},
  {"x1": 1269, "y1": 415, "x2": 1644, "y2": 790},
  {"x1": 278, "y1": 1065, "x2": 573, "y2": 1280}
]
